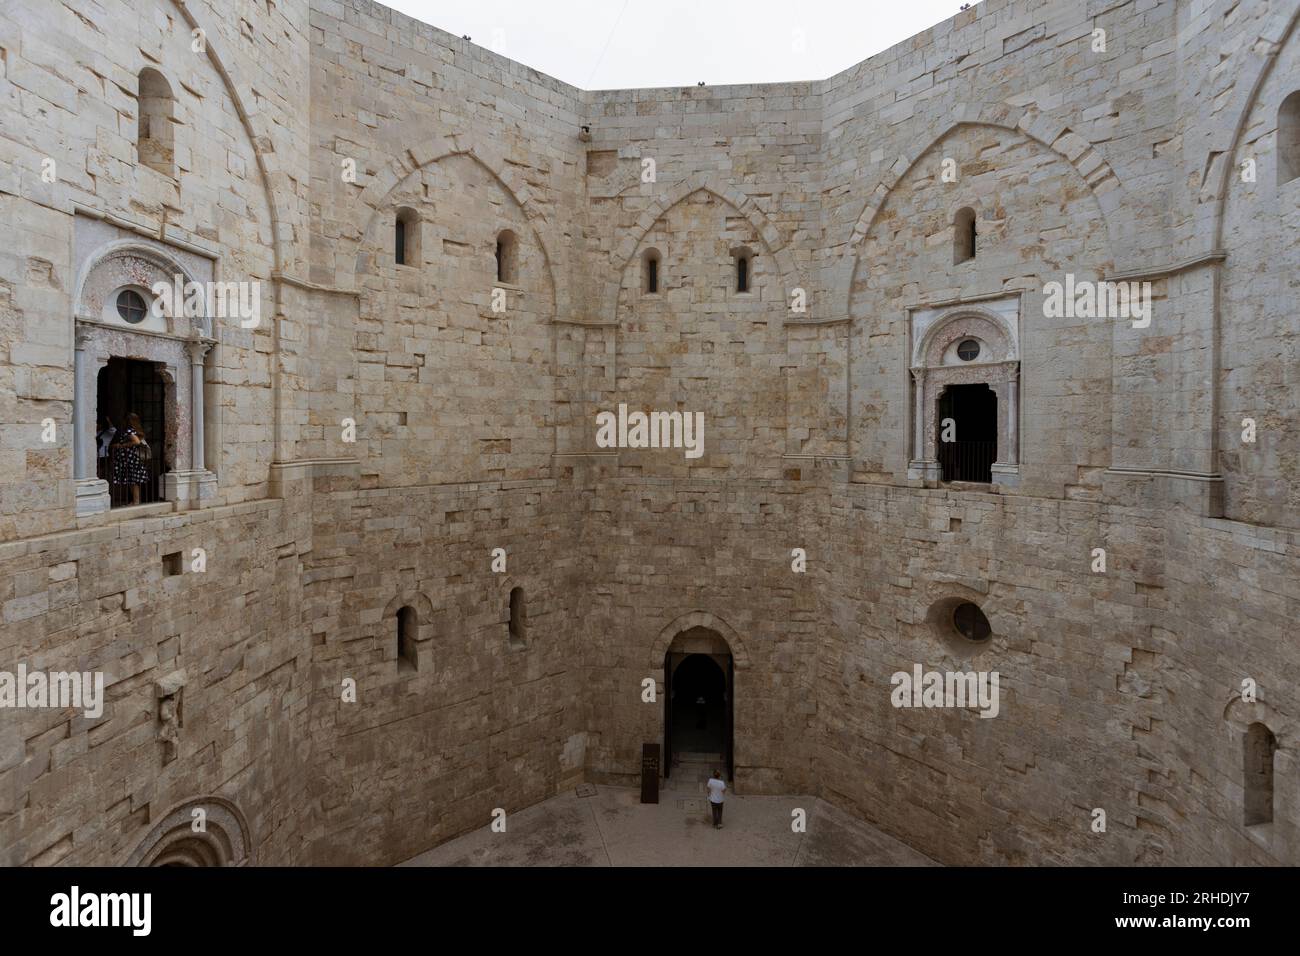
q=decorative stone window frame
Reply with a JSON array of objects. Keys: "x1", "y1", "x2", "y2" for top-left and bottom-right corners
[
  {"x1": 72, "y1": 239, "x2": 218, "y2": 516},
  {"x1": 906, "y1": 294, "x2": 1021, "y2": 488}
]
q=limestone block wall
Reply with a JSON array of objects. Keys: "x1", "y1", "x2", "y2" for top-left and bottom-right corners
[
  {"x1": 576, "y1": 475, "x2": 826, "y2": 797},
  {"x1": 0, "y1": 0, "x2": 306, "y2": 540},
  {"x1": 298, "y1": 478, "x2": 588, "y2": 864},
  {"x1": 812, "y1": 485, "x2": 1299, "y2": 865},
  {"x1": 1218, "y1": 5, "x2": 1300, "y2": 529},
  {"x1": 0, "y1": 499, "x2": 315, "y2": 866},
  {"x1": 846, "y1": 124, "x2": 1115, "y2": 494},
  {"x1": 1, "y1": 0, "x2": 1297, "y2": 869}
]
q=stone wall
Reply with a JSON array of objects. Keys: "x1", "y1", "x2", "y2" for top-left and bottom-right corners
[{"x1": 0, "y1": 0, "x2": 1296, "y2": 868}]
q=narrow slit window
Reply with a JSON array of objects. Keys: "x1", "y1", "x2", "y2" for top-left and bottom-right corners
[
  {"x1": 508, "y1": 586, "x2": 526, "y2": 648},
  {"x1": 397, "y1": 605, "x2": 417, "y2": 672},
  {"x1": 736, "y1": 254, "x2": 749, "y2": 292},
  {"x1": 496, "y1": 230, "x2": 517, "y2": 284},
  {"x1": 643, "y1": 249, "x2": 660, "y2": 294},
  {"x1": 395, "y1": 208, "x2": 419, "y2": 267},
  {"x1": 954, "y1": 207, "x2": 977, "y2": 264}
]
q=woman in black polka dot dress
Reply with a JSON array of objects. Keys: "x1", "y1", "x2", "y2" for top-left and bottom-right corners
[{"x1": 111, "y1": 412, "x2": 151, "y2": 505}]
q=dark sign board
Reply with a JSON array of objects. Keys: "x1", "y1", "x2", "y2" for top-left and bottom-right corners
[{"x1": 640, "y1": 743, "x2": 660, "y2": 804}]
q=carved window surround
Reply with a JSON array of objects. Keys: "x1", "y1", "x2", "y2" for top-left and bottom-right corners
[
  {"x1": 71, "y1": 233, "x2": 218, "y2": 517},
  {"x1": 906, "y1": 295, "x2": 1022, "y2": 488}
]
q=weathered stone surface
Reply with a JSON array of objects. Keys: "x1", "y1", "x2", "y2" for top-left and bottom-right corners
[{"x1": 0, "y1": 0, "x2": 1296, "y2": 868}]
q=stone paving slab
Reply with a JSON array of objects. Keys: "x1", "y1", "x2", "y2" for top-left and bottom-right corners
[{"x1": 399, "y1": 785, "x2": 937, "y2": 867}]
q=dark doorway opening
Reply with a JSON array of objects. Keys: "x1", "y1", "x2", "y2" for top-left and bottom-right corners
[
  {"x1": 937, "y1": 383, "x2": 997, "y2": 483},
  {"x1": 663, "y1": 651, "x2": 733, "y2": 780},
  {"x1": 97, "y1": 357, "x2": 167, "y2": 508}
]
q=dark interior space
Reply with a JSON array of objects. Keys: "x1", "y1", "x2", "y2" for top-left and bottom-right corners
[
  {"x1": 669, "y1": 654, "x2": 726, "y2": 756},
  {"x1": 937, "y1": 383, "x2": 997, "y2": 482},
  {"x1": 97, "y1": 357, "x2": 167, "y2": 507}
]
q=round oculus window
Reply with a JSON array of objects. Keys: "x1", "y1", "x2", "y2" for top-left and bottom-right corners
[
  {"x1": 116, "y1": 289, "x2": 149, "y2": 325},
  {"x1": 956, "y1": 339, "x2": 980, "y2": 362}
]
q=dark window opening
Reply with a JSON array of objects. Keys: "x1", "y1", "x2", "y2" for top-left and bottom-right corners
[
  {"x1": 162, "y1": 551, "x2": 183, "y2": 576},
  {"x1": 395, "y1": 217, "x2": 407, "y2": 265},
  {"x1": 508, "y1": 586, "x2": 526, "y2": 648},
  {"x1": 397, "y1": 606, "x2": 418, "y2": 672},
  {"x1": 952, "y1": 602, "x2": 992, "y2": 643},
  {"x1": 957, "y1": 339, "x2": 980, "y2": 362},
  {"x1": 97, "y1": 357, "x2": 167, "y2": 508},
  {"x1": 736, "y1": 255, "x2": 749, "y2": 292},
  {"x1": 496, "y1": 230, "x2": 517, "y2": 284},
  {"x1": 937, "y1": 383, "x2": 997, "y2": 483},
  {"x1": 644, "y1": 250, "x2": 660, "y2": 294},
  {"x1": 1244, "y1": 722, "x2": 1276, "y2": 826}
]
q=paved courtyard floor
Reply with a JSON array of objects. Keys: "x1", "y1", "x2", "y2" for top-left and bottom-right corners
[{"x1": 400, "y1": 758, "x2": 935, "y2": 867}]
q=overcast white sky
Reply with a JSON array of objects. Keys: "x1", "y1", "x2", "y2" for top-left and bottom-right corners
[{"x1": 381, "y1": 0, "x2": 980, "y2": 90}]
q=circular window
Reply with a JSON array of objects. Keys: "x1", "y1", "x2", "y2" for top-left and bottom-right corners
[
  {"x1": 116, "y1": 289, "x2": 149, "y2": 324},
  {"x1": 956, "y1": 339, "x2": 980, "y2": 361},
  {"x1": 952, "y1": 602, "x2": 992, "y2": 643}
]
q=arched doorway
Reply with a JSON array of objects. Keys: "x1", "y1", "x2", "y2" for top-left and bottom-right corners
[{"x1": 663, "y1": 626, "x2": 734, "y2": 781}]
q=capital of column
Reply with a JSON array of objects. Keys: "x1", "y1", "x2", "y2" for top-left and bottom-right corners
[{"x1": 186, "y1": 336, "x2": 214, "y2": 366}]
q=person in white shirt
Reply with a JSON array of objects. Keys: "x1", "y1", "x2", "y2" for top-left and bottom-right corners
[
  {"x1": 97, "y1": 419, "x2": 117, "y2": 457},
  {"x1": 706, "y1": 769, "x2": 726, "y2": 829}
]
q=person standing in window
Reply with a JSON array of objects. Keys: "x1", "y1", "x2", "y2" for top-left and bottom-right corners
[
  {"x1": 111, "y1": 412, "x2": 150, "y2": 505},
  {"x1": 96, "y1": 416, "x2": 117, "y2": 481}
]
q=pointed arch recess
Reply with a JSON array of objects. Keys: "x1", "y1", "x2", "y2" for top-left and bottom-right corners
[
  {"x1": 603, "y1": 173, "x2": 802, "y2": 324},
  {"x1": 1214, "y1": 5, "x2": 1300, "y2": 248},
  {"x1": 348, "y1": 133, "x2": 563, "y2": 319},
  {"x1": 166, "y1": 1, "x2": 289, "y2": 274},
  {"x1": 650, "y1": 611, "x2": 751, "y2": 669},
  {"x1": 836, "y1": 110, "x2": 1123, "y2": 320}
]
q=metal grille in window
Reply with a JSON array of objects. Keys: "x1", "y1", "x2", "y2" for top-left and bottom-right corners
[{"x1": 117, "y1": 290, "x2": 148, "y2": 324}]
